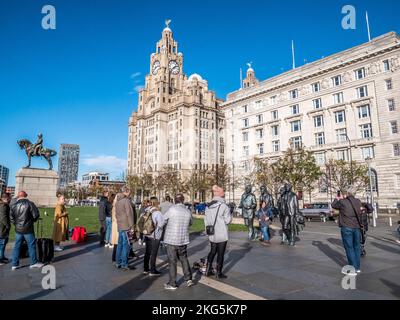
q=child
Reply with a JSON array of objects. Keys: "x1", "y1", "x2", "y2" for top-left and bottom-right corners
[{"x1": 256, "y1": 201, "x2": 271, "y2": 245}]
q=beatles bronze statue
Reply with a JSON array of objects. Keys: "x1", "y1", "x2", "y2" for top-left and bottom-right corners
[
  {"x1": 277, "y1": 183, "x2": 305, "y2": 246},
  {"x1": 17, "y1": 133, "x2": 57, "y2": 170},
  {"x1": 239, "y1": 185, "x2": 257, "y2": 240},
  {"x1": 259, "y1": 185, "x2": 274, "y2": 211}
]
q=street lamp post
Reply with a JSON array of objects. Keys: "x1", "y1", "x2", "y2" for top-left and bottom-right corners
[
  {"x1": 345, "y1": 133, "x2": 353, "y2": 184},
  {"x1": 366, "y1": 157, "x2": 377, "y2": 227}
]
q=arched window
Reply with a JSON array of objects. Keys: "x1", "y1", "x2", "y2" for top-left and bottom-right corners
[{"x1": 366, "y1": 168, "x2": 378, "y2": 193}]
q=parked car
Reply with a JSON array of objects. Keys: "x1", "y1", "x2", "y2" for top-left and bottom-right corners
[{"x1": 300, "y1": 203, "x2": 337, "y2": 222}]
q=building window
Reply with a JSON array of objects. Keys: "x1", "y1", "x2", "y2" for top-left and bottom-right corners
[
  {"x1": 312, "y1": 82, "x2": 320, "y2": 93},
  {"x1": 390, "y1": 121, "x2": 398, "y2": 134},
  {"x1": 358, "y1": 105, "x2": 370, "y2": 118},
  {"x1": 335, "y1": 110, "x2": 346, "y2": 124},
  {"x1": 244, "y1": 161, "x2": 250, "y2": 172},
  {"x1": 336, "y1": 128, "x2": 347, "y2": 142},
  {"x1": 383, "y1": 59, "x2": 391, "y2": 72},
  {"x1": 318, "y1": 175, "x2": 329, "y2": 193},
  {"x1": 396, "y1": 174, "x2": 400, "y2": 189},
  {"x1": 315, "y1": 132, "x2": 325, "y2": 146},
  {"x1": 272, "y1": 140, "x2": 280, "y2": 152},
  {"x1": 256, "y1": 114, "x2": 263, "y2": 124},
  {"x1": 357, "y1": 86, "x2": 368, "y2": 98},
  {"x1": 243, "y1": 118, "x2": 249, "y2": 128},
  {"x1": 291, "y1": 137, "x2": 302, "y2": 150},
  {"x1": 271, "y1": 110, "x2": 278, "y2": 120},
  {"x1": 314, "y1": 153, "x2": 326, "y2": 166},
  {"x1": 291, "y1": 120, "x2": 301, "y2": 132},
  {"x1": 314, "y1": 115, "x2": 324, "y2": 128},
  {"x1": 360, "y1": 123, "x2": 373, "y2": 139},
  {"x1": 355, "y1": 68, "x2": 365, "y2": 80},
  {"x1": 388, "y1": 99, "x2": 396, "y2": 111},
  {"x1": 337, "y1": 149, "x2": 349, "y2": 161},
  {"x1": 243, "y1": 105, "x2": 248, "y2": 113},
  {"x1": 313, "y1": 98, "x2": 322, "y2": 109},
  {"x1": 385, "y1": 79, "x2": 393, "y2": 90},
  {"x1": 289, "y1": 89, "x2": 298, "y2": 99},
  {"x1": 270, "y1": 96, "x2": 277, "y2": 105},
  {"x1": 394, "y1": 144, "x2": 400, "y2": 157},
  {"x1": 256, "y1": 129, "x2": 264, "y2": 139},
  {"x1": 333, "y1": 92, "x2": 344, "y2": 104},
  {"x1": 242, "y1": 132, "x2": 249, "y2": 142},
  {"x1": 271, "y1": 125, "x2": 279, "y2": 137},
  {"x1": 362, "y1": 146, "x2": 374, "y2": 159},
  {"x1": 291, "y1": 104, "x2": 300, "y2": 115},
  {"x1": 257, "y1": 143, "x2": 264, "y2": 155},
  {"x1": 243, "y1": 146, "x2": 249, "y2": 157},
  {"x1": 332, "y1": 75, "x2": 342, "y2": 87}
]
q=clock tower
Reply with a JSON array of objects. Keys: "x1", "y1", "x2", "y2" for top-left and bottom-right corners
[{"x1": 127, "y1": 21, "x2": 225, "y2": 201}]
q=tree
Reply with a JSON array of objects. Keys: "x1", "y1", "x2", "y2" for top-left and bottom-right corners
[
  {"x1": 184, "y1": 169, "x2": 210, "y2": 202},
  {"x1": 137, "y1": 171, "x2": 154, "y2": 200},
  {"x1": 272, "y1": 147, "x2": 322, "y2": 201},
  {"x1": 325, "y1": 159, "x2": 369, "y2": 195},
  {"x1": 251, "y1": 157, "x2": 281, "y2": 200},
  {"x1": 126, "y1": 174, "x2": 140, "y2": 200},
  {"x1": 158, "y1": 167, "x2": 187, "y2": 198},
  {"x1": 208, "y1": 164, "x2": 231, "y2": 191}
]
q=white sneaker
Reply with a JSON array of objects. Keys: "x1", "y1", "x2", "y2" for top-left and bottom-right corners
[
  {"x1": 109, "y1": 244, "x2": 114, "y2": 249},
  {"x1": 12, "y1": 265, "x2": 21, "y2": 271},
  {"x1": 396, "y1": 240, "x2": 400, "y2": 245},
  {"x1": 357, "y1": 270, "x2": 361, "y2": 274},
  {"x1": 29, "y1": 263, "x2": 44, "y2": 269},
  {"x1": 54, "y1": 246, "x2": 63, "y2": 252},
  {"x1": 138, "y1": 239, "x2": 142, "y2": 246}
]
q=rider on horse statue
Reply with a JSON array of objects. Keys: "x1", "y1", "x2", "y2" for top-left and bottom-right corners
[{"x1": 32, "y1": 133, "x2": 43, "y2": 156}]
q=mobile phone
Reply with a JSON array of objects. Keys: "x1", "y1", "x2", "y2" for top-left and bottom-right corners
[{"x1": 337, "y1": 191, "x2": 341, "y2": 197}]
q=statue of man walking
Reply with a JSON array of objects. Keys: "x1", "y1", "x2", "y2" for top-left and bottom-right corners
[{"x1": 239, "y1": 185, "x2": 257, "y2": 241}]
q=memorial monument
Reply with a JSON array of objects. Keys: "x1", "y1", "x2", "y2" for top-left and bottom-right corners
[{"x1": 15, "y1": 134, "x2": 59, "y2": 207}]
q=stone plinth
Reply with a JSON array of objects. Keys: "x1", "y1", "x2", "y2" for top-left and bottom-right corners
[{"x1": 15, "y1": 168, "x2": 59, "y2": 208}]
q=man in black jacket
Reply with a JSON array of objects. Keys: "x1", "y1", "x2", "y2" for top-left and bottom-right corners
[
  {"x1": 98, "y1": 191, "x2": 112, "y2": 246},
  {"x1": 0, "y1": 193, "x2": 11, "y2": 264},
  {"x1": 10, "y1": 191, "x2": 43, "y2": 270},
  {"x1": 332, "y1": 186, "x2": 363, "y2": 275}
]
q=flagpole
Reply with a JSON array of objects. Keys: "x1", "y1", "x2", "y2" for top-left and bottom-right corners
[
  {"x1": 366, "y1": 11, "x2": 372, "y2": 42},
  {"x1": 292, "y1": 40, "x2": 296, "y2": 69}
]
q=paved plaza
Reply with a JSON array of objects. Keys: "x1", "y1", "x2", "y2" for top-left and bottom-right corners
[{"x1": 0, "y1": 220, "x2": 399, "y2": 300}]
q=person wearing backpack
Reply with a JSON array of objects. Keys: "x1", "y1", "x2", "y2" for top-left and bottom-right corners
[
  {"x1": 332, "y1": 186, "x2": 363, "y2": 276},
  {"x1": 141, "y1": 197, "x2": 164, "y2": 276},
  {"x1": 204, "y1": 186, "x2": 232, "y2": 279}
]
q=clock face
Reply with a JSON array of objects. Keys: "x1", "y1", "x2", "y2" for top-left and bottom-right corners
[
  {"x1": 152, "y1": 60, "x2": 160, "y2": 75},
  {"x1": 168, "y1": 60, "x2": 180, "y2": 75}
]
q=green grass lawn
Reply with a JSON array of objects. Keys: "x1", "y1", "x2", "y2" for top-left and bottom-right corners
[{"x1": 8, "y1": 206, "x2": 247, "y2": 241}]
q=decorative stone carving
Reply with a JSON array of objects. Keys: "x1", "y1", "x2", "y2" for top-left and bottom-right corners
[{"x1": 343, "y1": 71, "x2": 352, "y2": 83}]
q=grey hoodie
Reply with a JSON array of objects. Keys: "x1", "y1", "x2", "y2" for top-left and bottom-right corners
[{"x1": 204, "y1": 197, "x2": 232, "y2": 243}]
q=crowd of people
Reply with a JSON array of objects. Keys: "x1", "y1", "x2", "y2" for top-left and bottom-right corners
[{"x1": 0, "y1": 183, "x2": 399, "y2": 289}]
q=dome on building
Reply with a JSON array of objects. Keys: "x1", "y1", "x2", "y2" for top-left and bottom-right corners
[{"x1": 188, "y1": 73, "x2": 203, "y2": 81}]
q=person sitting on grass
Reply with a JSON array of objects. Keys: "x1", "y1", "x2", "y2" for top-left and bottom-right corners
[
  {"x1": 52, "y1": 195, "x2": 69, "y2": 252},
  {"x1": 256, "y1": 200, "x2": 272, "y2": 246}
]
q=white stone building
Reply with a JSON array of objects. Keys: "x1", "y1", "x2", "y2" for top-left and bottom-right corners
[{"x1": 222, "y1": 32, "x2": 400, "y2": 209}]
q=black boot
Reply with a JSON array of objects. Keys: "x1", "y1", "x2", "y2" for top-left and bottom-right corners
[
  {"x1": 216, "y1": 265, "x2": 227, "y2": 279},
  {"x1": 205, "y1": 263, "x2": 214, "y2": 277}
]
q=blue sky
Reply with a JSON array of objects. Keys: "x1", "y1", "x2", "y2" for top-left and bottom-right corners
[{"x1": 1, "y1": 0, "x2": 399, "y2": 185}]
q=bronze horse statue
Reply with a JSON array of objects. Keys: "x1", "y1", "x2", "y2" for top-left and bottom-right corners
[{"x1": 17, "y1": 139, "x2": 57, "y2": 170}]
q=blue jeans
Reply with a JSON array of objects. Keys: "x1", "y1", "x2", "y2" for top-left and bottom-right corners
[
  {"x1": 116, "y1": 230, "x2": 130, "y2": 268},
  {"x1": 0, "y1": 237, "x2": 9, "y2": 259},
  {"x1": 12, "y1": 233, "x2": 38, "y2": 267},
  {"x1": 261, "y1": 226, "x2": 270, "y2": 241},
  {"x1": 341, "y1": 227, "x2": 361, "y2": 270},
  {"x1": 105, "y1": 217, "x2": 112, "y2": 243}
]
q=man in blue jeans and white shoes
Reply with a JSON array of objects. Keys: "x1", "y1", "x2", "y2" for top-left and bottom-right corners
[
  {"x1": 10, "y1": 191, "x2": 44, "y2": 270},
  {"x1": 332, "y1": 186, "x2": 363, "y2": 276}
]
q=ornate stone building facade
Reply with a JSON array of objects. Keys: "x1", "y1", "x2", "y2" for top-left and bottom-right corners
[
  {"x1": 223, "y1": 32, "x2": 400, "y2": 208},
  {"x1": 127, "y1": 23, "x2": 225, "y2": 184}
]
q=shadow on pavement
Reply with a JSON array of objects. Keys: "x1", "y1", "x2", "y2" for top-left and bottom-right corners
[
  {"x1": 370, "y1": 242, "x2": 400, "y2": 255},
  {"x1": 223, "y1": 243, "x2": 253, "y2": 274},
  {"x1": 53, "y1": 242, "x2": 100, "y2": 263},
  {"x1": 380, "y1": 278, "x2": 400, "y2": 299},
  {"x1": 312, "y1": 241, "x2": 347, "y2": 267},
  {"x1": 18, "y1": 285, "x2": 65, "y2": 300}
]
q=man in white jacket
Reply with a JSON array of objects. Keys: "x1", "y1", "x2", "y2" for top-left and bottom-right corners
[{"x1": 204, "y1": 185, "x2": 232, "y2": 279}]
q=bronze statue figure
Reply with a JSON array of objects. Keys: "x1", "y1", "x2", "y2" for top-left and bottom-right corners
[
  {"x1": 239, "y1": 185, "x2": 257, "y2": 241},
  {"x1": 259, "y1": 185, "x2": 274, "y2": 210},
  {"x1": 277, "y1": 183, "x2": 305, "y2": 246},
  {"x1": 17, "y1": 134, "x2": 57, "y2": 170}
]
